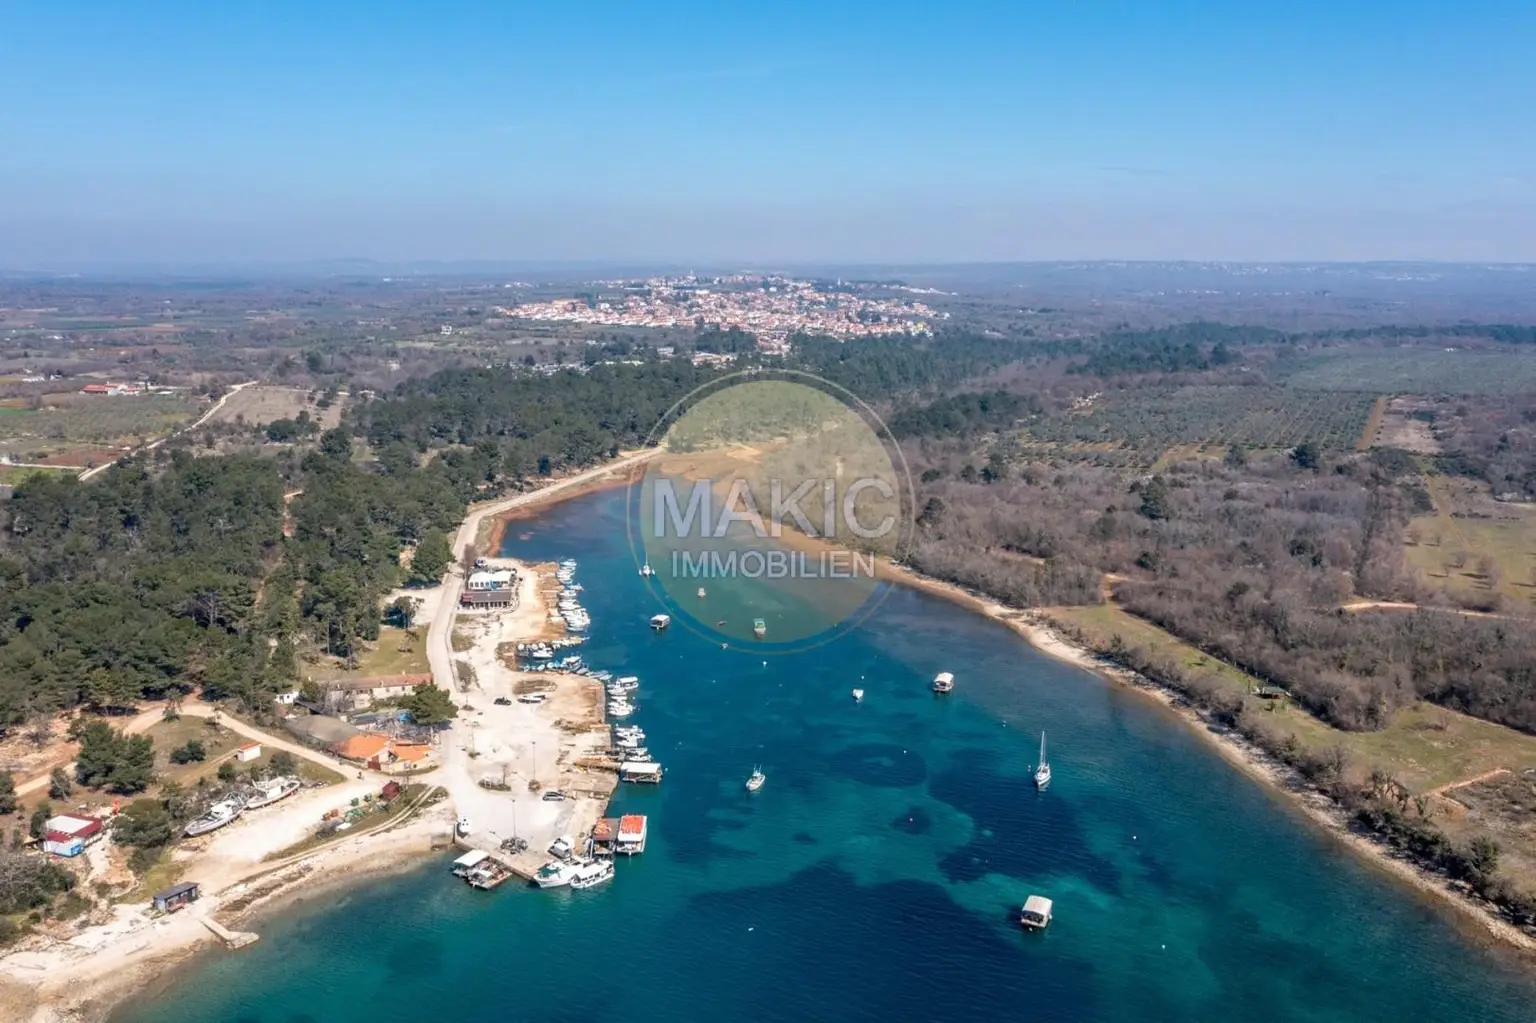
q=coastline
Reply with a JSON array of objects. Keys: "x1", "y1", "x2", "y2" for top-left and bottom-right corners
[
  {"x1": 875, "y1": 563, "x2": 1536, "y2": 959},
  {"x1": 17, "y1": 451, "x2": 1532, "y2": 1021},
  {"x1": 1, "y1": 806, "x2": 453, "y2": 1023},
  {"x1": 474, "y1": 457, "x2": 1536, "y2": 957}
]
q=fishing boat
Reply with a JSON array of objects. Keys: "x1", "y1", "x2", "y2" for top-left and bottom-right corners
[
  {"x1": 650, "y1": 613, "x2": 671, "y2": 631},
  {"x1": 184, "y1": 799, "x2": 244, "y2": 837},
  {"x1": 570, "y1": 859, "x2": 615, "y2": 889},
  {"x1": 608, "y1": 702, "x2": 635, "y2": 719},
  {"x1": 534, "y1": 859, "x2": 580, "y2": 889},
  {"x1": 852, "y1": 688, "x2": 864, "y2": 703},
  {"x1": 1034, "y1": 732, "x2": 1051, "y2": 790},
  {"x1": 452, "y1": 849, "x2": 490, "y2": 878},
  {"x1": 752, "y1": 618, "x2": 767, "y2": 639},
  {"x1": 746, "y1": 766, "x2": 766, "y2": 792},
  {"x1": 245, "y1": 776, "x2": 301, "y2": 810},
  {"x1": 932, "y1": 671, "x2": 955, "y2": 693}
]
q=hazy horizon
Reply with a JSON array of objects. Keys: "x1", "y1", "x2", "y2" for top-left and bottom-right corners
[{"x1": 3, "y1": 2, "x2": 1533, "y2": 266}]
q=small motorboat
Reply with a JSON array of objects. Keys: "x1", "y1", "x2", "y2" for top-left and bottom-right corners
[
  {"x1": 752, "y1": 618, "x2": 767, "y2": 639},
  {"x1": 697, "y1": 587, "x2": 706, "y2": 598},
  {"x1": 852, "y1": 688, "x2": 864, "y2": 703},
  {"x1": 650, "y1": 614, "x2": 671, "y2": 631},
  {"x1": 932, "y1": 671, "x2": 954, "y2": 693},
  {"x1": 746, "y1": 766, "x2": 766, "y2": 792},
  {"x1": 639, "y1": 563, "x2": 655, "y2": 577}
]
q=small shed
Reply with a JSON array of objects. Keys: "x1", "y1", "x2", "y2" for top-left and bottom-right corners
[
  {"x1": 42, "y1": 815, "x2": 104, "y2": 858},
  {"x1": 153, "y1": 881, "x2": 201, "y2": 913},
  {"x1": 234, "y1": 742, "x2": 263, "y2": 762}
]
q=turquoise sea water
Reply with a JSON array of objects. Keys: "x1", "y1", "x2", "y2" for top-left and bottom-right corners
[{"x1": 118, "y1": 488, "x2": 1536, "y2": 1023}]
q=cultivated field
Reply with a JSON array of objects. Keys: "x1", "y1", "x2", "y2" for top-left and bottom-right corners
[
  {"x1": 0, "y1": 393, "x2": 198, "y2": 465},
  {"x1": 1019, "y1": 385, "x2": 1375, "y2": 467},
  {"x1": 206, "y1": 385, "x2": 344, "y2": 429},
  {"x1": 1279, "y1": 346, "x2": 1536, "y2": 395}
]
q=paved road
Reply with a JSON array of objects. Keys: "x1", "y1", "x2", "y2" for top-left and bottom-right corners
[{"x1": 424, "y1": 450, "x2": 658, "y2": 697}]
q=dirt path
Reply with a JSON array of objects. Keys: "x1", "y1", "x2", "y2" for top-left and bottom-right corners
[
  {"x1": 78, "y1": 380, "x2": 259, "y2": 482},
  {"x1": 1426, "y1": 768, "x2": 1513, "y2": 798},
  {"x1": 177, "y1": 699, "x2": 379, "y2": 780},
  {"x1": 14, "y1": 705, "x2": 169, "y2": 799},
  {"x1": 1339, "y1": 598, "x2": 1521, "y2": 621}
]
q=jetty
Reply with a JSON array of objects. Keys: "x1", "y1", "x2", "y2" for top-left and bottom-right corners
[{"x1": 199, "y1": 910, "x2": 259, "y2": 949}]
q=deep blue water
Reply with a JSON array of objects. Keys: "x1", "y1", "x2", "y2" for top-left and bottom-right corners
[{"x1": 118, "y1": 488, "x2": 1536, "y2": 1023}]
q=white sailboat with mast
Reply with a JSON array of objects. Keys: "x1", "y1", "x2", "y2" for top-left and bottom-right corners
[{"x1": 1033, "y1": 731, "x2": 1051, "y2": 790}]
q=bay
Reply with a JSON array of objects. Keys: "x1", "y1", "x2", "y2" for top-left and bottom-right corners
[{"x1": 117, "y1": 487, "x2": 1536, "y2": 1023}]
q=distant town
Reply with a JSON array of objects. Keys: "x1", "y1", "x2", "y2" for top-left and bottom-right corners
[{"x1": 495, "y1": 274, "x2": 941, "y2": 347}]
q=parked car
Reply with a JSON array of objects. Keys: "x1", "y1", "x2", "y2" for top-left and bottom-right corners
[
  {"x1": 493, "y1": 696, "x2": 511, "y2": 706},
  {"x1": 541, "y1": 790, "x2": 567, "y2": 802}
]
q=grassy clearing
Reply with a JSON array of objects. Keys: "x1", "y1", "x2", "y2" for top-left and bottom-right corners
[
  {"x1": 1045, "y1": 602, "x2": 1536, "y2": 792},
  {"x1": 1403, "y1": 517, "x2": 1536, "y2": 608},
  {"x1": 146, "y1": 716, "x2": 247, "y2": 787},
  {"x1": 326, "y1": 626, "x2": 430, "y2": 678},
  {"x1": 1402, "y1": 476, "x2": 1536, "y2": 609},
  {"x1": 111, "y1": 850, "x2": 186, "y2": 905},
  {"x1": 207, "y1": 385, "x2": 344, "y2": 430},
  {"x1": 145, "y1": 715, "x2": 345, "y2": 787}
]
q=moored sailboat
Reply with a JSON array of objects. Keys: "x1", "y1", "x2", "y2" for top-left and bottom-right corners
[{"x1": 1034, "y1": 731, "x2": 1051, "y2": 790}]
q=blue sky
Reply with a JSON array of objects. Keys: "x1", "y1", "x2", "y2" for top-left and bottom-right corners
[{"x1": 2, "y1": 1, "x2": 1533, "y2": 265}]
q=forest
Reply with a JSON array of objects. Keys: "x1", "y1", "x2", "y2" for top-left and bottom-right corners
[{"x1": 0, "y1": 434, "x2": 484, "y2": 727}]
